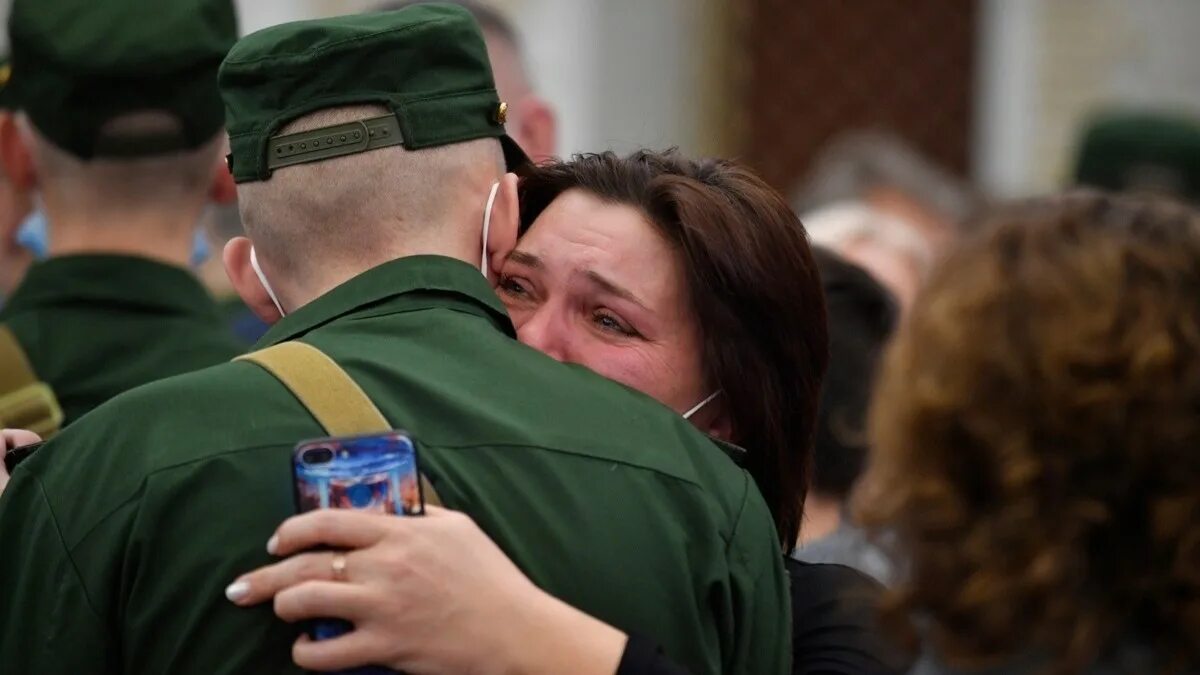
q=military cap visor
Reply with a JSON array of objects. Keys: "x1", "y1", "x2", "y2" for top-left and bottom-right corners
[
  {"x1": 220, "y1": 4, "x2": 529, "y2": 183},
  {"x1": 6, "y1": 0, "x2": 238, "y2": 158}
]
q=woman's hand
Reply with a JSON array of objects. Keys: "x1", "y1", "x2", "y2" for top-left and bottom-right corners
[
  {"x1": 0, "y1": 429, "x2": 42, "y2": 494},
  {"x1": 227, "y1": 506, "x2": 627, "y2": 675}
]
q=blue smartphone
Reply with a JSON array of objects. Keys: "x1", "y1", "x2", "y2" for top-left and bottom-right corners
[{"x1": 292, "y1": 431, "x2": 424, "y2": 675}]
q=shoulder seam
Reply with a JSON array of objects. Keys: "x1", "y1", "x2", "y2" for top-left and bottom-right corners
[{"x1": 32, "y1": 473, "x2": 106, "y2": 622}]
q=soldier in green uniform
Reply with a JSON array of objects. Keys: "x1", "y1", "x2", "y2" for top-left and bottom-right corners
[
  {"x1": 0, "y1": 5, "x2": 790, "y2": 675},
  {"x1": 0, "y1": 0, "x2": 243, "y2": 430}
]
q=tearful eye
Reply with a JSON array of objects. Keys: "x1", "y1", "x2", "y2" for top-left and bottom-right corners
[
  {"x1": 497, "y1": 275, "x2": 529, "y2": 297},
  {"x1": 593, "y1": 310, "x2": 638, "y2": 337}
]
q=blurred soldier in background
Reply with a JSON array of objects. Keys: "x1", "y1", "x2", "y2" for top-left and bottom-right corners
[
  {"x1": 0, "y1": 0, "x2": 242, "y2": 429},
  {"x1": 1072, "y1": 110, "x2": 1200, "y2": 205},
  {"x1": 0, "y1": 56, "x2": 33, "y2": 304},
  {"x1": 376, "y1": 0, "x2": 557, "y2": 161}
]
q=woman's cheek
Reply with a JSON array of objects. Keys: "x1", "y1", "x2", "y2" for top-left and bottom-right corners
[{"x1": 580, "y1": 343, "x2": 684, "y2": 408}]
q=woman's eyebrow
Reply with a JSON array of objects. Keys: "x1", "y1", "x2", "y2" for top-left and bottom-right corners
[
  {"x1": 506, "y1": 250, "x2": 543, "y2": 269},
  {"x1": 584, "y1": 270, "x2": 649, "y2": 310}
]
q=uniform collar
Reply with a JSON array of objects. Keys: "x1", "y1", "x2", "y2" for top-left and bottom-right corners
[
  {"x1": 3, "y1": 254, "x2": 219, "y2": 319},
  {"x1": 255, "y1": 255, "x2": 515, "y2": 348}
]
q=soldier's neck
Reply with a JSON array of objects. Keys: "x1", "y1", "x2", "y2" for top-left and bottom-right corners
[{"x1": 45, "y1": 210, "x2": 195, "y2": 268}]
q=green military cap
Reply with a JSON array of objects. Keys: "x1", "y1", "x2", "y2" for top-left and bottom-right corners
[
  {"x1": 219, "y1": 3, "x2": 528, "y2": 183},
  {"x1": 6, "y1": 0, "x2": 238, "y2": 159},
  {"x1": 1073, "y1": 110, "x2": 1200, "y2": 204}
]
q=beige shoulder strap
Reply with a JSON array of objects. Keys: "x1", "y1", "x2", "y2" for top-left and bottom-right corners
[
  {"x1": 0, "y1": 325, "x2": 63, "y2": 438},
  {"x1": 236, "y1": 341, "x2": 442, "y2": 506}
]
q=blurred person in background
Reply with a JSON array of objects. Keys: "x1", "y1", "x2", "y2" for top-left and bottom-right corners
[
  {"x1": 230, "y1": 150, "x2": 910, "y2": 674},
  {"x1": 793, "y1": 246, "x2": 898, "y2": 586},
  {"x1": 1072, "y1": 110, "x2": 1200, "y2": 205},
  {"x1": 0, "y1": 0, "x2": 242, "y2": 429},
  {"x1": 0, "y1": 56, "x2": 33, "y2": 304},
  {"x1": 376, "y1": 0, "x2": 557, "y2": 162},
  {"x1": 794, "y1": 130, "x2": 978, "y2": 256},
  {"x1": 856, "y1": 191, "x2": 1200, "y2": 674},
  {"x1": 0, "y1": 8, "x2": 793, "y2": 674},
  {"x1": 195, "y1": 198, "x2": 269, "y2": 345},
  {"x1": 803, "y1": 201, "x2": 930, "y2": 314}
]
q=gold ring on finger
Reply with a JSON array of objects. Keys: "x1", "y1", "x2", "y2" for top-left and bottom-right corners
[{"x1": 331, "y1": 553, "x2": 348, "y2": 581}]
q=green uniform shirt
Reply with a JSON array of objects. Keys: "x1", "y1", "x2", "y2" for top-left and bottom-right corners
[
  {"x1": 0, "y1": 255, "x2": 789, "y2": 675},
  {"x1": 0, "y1": 254, "x2": 243, "y2": 424}
]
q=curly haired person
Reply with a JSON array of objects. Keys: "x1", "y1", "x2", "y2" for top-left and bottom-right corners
[{"x1": 857, "y1": 191, "x2": 1200, "y2": 675}]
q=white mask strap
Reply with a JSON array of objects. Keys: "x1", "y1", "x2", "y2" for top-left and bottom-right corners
[
  {"x1": 250, "y1": 246, "x2": 286, "y2": 317},
  {"x1": 682, "y1": 390, "x2": 721, "y2": 420},
  {"x1": 481, "y1": 181, "x2": 500, "y2": 278}
]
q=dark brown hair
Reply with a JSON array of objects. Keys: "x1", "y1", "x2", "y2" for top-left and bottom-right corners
[
  {"x1": 519, "y1": 150, "x2": 829, "y2": 550},
  {"x1": 856, "y1": 191, "x2": 1200, "y2": 672}
]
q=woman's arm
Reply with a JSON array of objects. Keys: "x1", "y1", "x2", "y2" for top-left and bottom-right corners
[{"x1": 228, "y1": 506, "x2": 631, "y2": 674}]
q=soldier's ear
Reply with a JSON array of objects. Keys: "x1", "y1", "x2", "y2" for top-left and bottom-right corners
[
  {"x1": 224, "y1": 236, "x2": 283, "y2": 325},
  {"x1": 484, "y1": 172, "x2": 519, "y2": 283}
]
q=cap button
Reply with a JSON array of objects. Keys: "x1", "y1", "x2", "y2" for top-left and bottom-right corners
[{"x1": 494, "y1": 101, "x2": 508, "y2": 125}]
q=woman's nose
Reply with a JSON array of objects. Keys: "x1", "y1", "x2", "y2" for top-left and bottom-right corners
[{"x1": 515, "y1": 307, "x2": 567, "y2": 362}]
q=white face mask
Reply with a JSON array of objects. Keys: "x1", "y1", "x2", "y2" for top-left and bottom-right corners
[
  {"x1": 250, "y1": 246, "x2": 286, "y2": 317},
  {"x1": 682, "y1": 390, "x2": 721, "y2": 420},
  {"x1": 481, "y1": 181, "x2": 500, "y2": 278}
]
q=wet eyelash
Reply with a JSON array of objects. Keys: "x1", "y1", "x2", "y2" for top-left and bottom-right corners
[
  {"x1": 594, "y1": 311, "x2": 639, "y2": 337},
  {"x1": 498, "y1": 275, "x2": 528, "y2": 296}
]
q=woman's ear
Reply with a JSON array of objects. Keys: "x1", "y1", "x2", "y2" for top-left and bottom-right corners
[
  {"x1": 223, "y1": 236, "x2": 283, "y2": 325},
  {"x1": 485, "y1": 172, "x2": 520, "y2": 283}
]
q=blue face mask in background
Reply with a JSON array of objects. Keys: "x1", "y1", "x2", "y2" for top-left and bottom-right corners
[{"x1": 16, "y1": 209, "x2": 212, "y2": 267}]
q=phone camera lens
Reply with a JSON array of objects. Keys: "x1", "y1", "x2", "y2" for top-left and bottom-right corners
[{"x1": 302, "y1": 447, "x2": 335, "y2": 465}]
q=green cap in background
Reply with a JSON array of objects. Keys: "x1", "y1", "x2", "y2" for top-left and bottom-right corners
[
  {"x1": 1073, "y1": 110, "x2": 1200, "y2": 205},
  {"x1": 219, "y1": 2, "x2": 528, "y2": 183},
  {"x1": 7, "y1": 0, "x2": 238, "y2": 159}
]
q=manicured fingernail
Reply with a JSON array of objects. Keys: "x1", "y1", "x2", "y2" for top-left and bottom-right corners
[
  {"x1": 225, "y1": 580, "x2": 250, "y2": 603},
  {"x1": 266, "y1": 534, "x2": 279, "y2": 555}
]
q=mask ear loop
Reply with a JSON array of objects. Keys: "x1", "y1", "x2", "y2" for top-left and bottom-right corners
[
  {"x1": 250, "y1": 247, "x2": 286, "y2": 317},
  {"x1": 481, "y1": 181, "x2": 501, "y2": 278},
  {"x1": 682, "y1": 390, "x2": 722, "y2": 420}
]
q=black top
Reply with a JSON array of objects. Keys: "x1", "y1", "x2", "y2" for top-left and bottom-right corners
[{"x1": 617, "y1": 558, "x2": 910, "y2": 675}]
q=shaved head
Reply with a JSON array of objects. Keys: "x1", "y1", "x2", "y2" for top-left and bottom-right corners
[
  {"x1": 237, "y1": 105, "x2": 505, "y2": 278},
  {"x1": 20, "y1": 111, "x2": 223, "y2": 222}
]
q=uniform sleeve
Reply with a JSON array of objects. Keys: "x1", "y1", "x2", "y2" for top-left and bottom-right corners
[
  {"x1": 726, "y1": 473, "x2": 792, "y2": 675},
  {"x1": 0, "y1": 469, "x2": 114, "y2": 674}
]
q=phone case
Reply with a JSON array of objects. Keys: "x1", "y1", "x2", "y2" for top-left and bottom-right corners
[
  {"x1": 291, "y1": 431, "x2": 423, "y2": 675},
  {"x1": 293, "y1": 431, "x2": 424, "y2": 517}
]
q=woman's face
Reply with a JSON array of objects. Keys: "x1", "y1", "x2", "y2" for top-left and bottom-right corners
[{"x1": 497, "y1": 189, "x2": 710, "y2": 415}]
